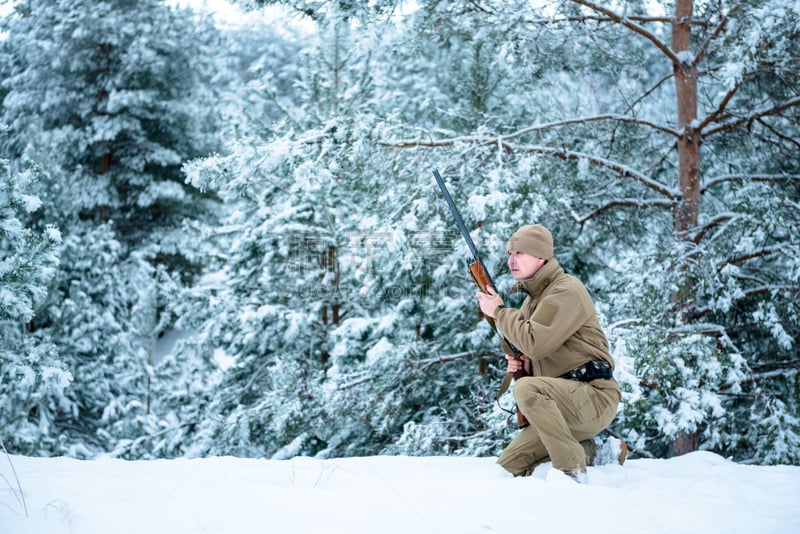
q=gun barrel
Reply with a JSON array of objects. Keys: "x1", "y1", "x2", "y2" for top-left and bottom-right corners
[{"x1": 432, "y1": 170, "x2": 483, "y2": 261}]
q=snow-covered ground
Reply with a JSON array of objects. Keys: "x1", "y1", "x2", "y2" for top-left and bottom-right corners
[{"x1": 1, "y1": 451, "x2": 798, "y2": 534}]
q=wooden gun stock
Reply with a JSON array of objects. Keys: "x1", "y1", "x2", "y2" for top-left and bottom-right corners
[{"x1": 468, "y1": 260, "x2": 491, "y2": 293}]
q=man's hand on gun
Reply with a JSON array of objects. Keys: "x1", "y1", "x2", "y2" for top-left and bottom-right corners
[
  {"x1": 476, "y1": 285, "x2": 504, "y2": 318},
  {"x1": 476, "y1": 287, "x2": 532, "y2": 375},
  {"x1": 506, "y1": 354, "x2": 531, "y2": 375}
]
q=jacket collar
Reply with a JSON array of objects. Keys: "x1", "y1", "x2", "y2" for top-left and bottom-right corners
[{"x1": 515, "y1": 257, "x2": 563, "y2": 297}]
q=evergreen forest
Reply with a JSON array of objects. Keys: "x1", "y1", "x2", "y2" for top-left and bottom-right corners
[{"x1": 1, "y1": 0, "x2": 798, "y2": 465}]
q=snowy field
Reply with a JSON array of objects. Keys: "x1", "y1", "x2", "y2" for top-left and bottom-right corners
[{"x1": 1, "y1": 451, "x2": 798, "y2": 534}]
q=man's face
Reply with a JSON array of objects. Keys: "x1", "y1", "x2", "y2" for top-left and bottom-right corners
[{"x1": 507, "y1": 250, "x2": 546, "y2": 281}]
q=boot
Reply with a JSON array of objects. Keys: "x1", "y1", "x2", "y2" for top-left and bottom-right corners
[{"x1": 562, "y1": 461, "x2": 588, "y2": 484}]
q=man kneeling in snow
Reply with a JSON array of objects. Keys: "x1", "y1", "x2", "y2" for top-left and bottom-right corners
[{"x1": 476, "y1": 224, "x2": 624, "y2": 483}]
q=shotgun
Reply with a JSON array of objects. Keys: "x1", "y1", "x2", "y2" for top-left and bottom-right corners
[{"x1": 432, "y1": 169, "x2": 530, "y2": 428}]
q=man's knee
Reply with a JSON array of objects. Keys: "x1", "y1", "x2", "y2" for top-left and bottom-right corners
[
  {"x1": 513, "y1": 376, "x2": 538, "y2": 398},
  {"x1": 513, "y1": 376, "x2": 558, "y2": 408}
]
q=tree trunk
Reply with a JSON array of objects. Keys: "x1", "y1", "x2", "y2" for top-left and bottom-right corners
[
  {"x1": 319, "y1": 244, "x2": 341, "y2": 365},
  {"x1": 672, "y1": 0, "x2": 701, "y2": 240},
  {"x1": 671, "y1": 0, "x2": 701, "y2": 456},
  {"x1": 98, "y1": 42, "x2": 112, "y2": 175}
]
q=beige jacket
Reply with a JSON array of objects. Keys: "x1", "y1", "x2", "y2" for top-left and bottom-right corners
[{"x1": 494, "y1": 258, "x2": 617, "y2": 387}]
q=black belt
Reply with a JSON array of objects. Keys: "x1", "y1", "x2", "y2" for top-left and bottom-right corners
[{"x1": 559, "y1": 360, "x2": 613, "y2": 382}]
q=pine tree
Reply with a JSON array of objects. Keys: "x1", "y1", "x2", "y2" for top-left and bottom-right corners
[
  {"x1": 1, "y1": 0, "x2": 224, "y2": 455},
  {"x1": 182, "y1": 6, "x2": 380, "y2": 456},
  {"x1": 0, "y1": 151, "x2": 67, "y2": 454}
]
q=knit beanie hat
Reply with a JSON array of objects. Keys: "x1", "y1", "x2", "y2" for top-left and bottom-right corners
[{"x1": 507, "y1": 224, "x2": 553, "y2": 260}]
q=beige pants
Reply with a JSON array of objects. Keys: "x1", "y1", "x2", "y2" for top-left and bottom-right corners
[{"x1": 497, "y1": 376, "x2": 620, "y2": 476}]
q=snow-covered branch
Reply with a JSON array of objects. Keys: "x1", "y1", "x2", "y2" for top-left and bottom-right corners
[
  {"x1": 573, "y1": 198, "x2": 674, "y2": 225},
  {"x1": 384, "y1": 127, "x2": 676, "y2": 198},
  {"x1": 704, "y1": 96, "x2": 800, "y2": 137},
  {"x1": 335, "y1": 350, "x2": 503, "y2": 390},
  {"x1": 697, "y1": 82, "x2": 741, "y2": 132},
  {"x1": 513, "y1": 145, "x2": 676, "y2": 199},
  {"x1": 756, "y1": 118, "x2": 800, "y2": 150},
  {"x1": 336, "y1": 372, "x2": 373, "y2": 390},
  {"x1": 606, "y1": 318, "x2": 644, "y2": 332},
  {"x1": 702, "y1": 173, "x2": 800, "y2": 193},
  {"x1": 415, "y1": 350, "x2": 503, "y2": 372},
  {"x1": 692, "y1": 285, "x2": 799, "y2": 319},
  {"x1": 382, "y1": 133, "x2": 483, "y2": 149},
  {"x1": 502, "y1": 115, "x2": 678, "y2": 139},
  {"x1": 667, "y1": 322, "x2": 728, "y2": 336},
  {"x1": 725, "y1": 245, "x2": 786, "y2": 266},
  {"x1": 384, "y1": 114, "x2": 678, "y2": 149},
  {"x1": 693, "y1": 5, "x2": 740, "y2": 67},
  {"x1": 624, "y1": 72, "x2": 674, "y2": 114},
  {"x1": 721, "y1": 366, "x2": 800, "y2": 391},
  {"x1": 691, "y1": 212, "x2": 738, "y2": 244},
  {"x1": 567, "y1": 0, "x2": 678, "y2": 63},
  {"x1": 544, "y1": 15, "x2": 703, "y2": 26}
]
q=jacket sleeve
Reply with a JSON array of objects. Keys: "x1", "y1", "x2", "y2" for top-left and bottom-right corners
[{"x1": 494, "y1": 281, "x2": 591, "y2": 360}]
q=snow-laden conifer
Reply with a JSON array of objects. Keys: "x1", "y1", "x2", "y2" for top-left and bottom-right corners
[{"x1": 1, "y1": 0, "x2": 224, "y2": 455}]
